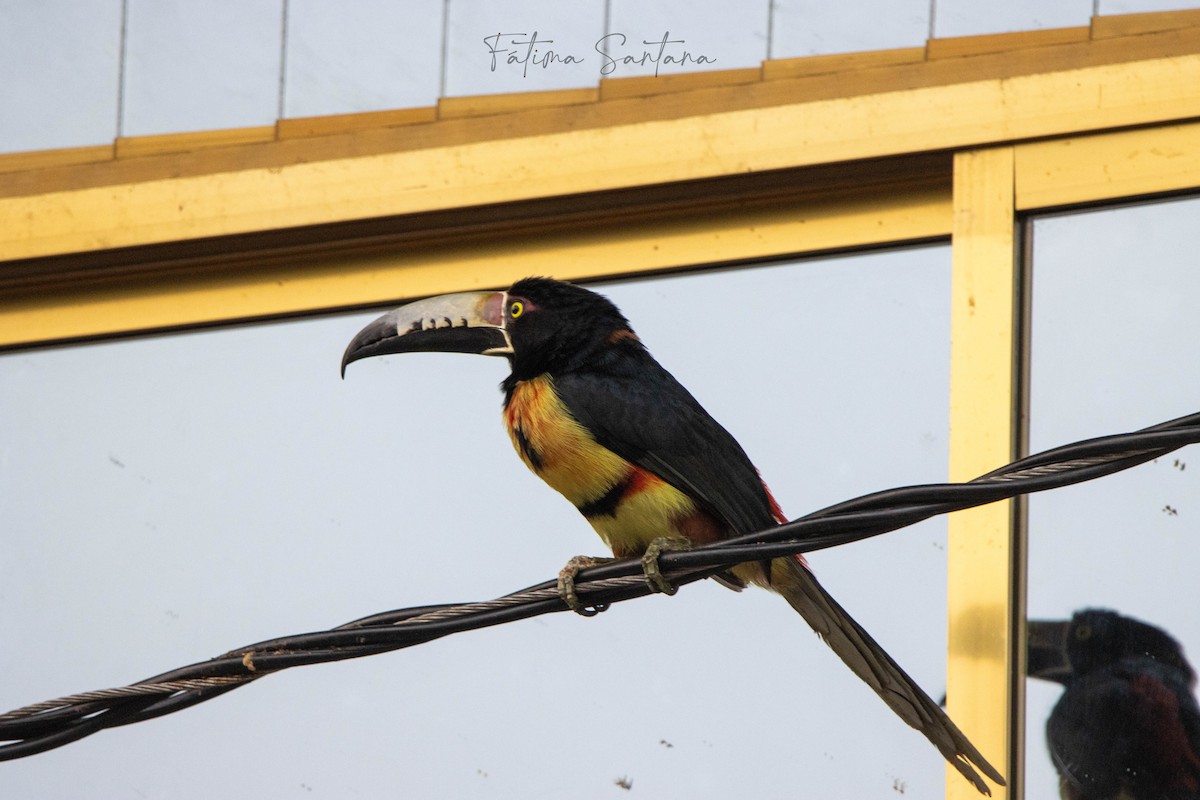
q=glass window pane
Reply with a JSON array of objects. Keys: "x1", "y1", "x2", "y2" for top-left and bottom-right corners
[
  {"x1": 0, "y1": 0, "x2": 122, "y2": 154},
  {"x1": 606, "y1": 0, "x2": 769, "y2": 75},
  {"x1": 933, "y1": 0, "x2": 1091, "y2": 38},
  {"x1": 1026, "y1": 195, "x2": 1200, "y2": 800},
  {"x1": 772, "y1": 0, "x2": 929, "y2": 59},
  {"x1": 444, "y1": 0, "x2": 606, "y2": 96},
  {"x1": 1, "y1": 246, "x2": 956, "y2": 797},
  {"x1": 283, "y1": 0, "x2": 443, "y2": 118},
  {"x1": 122, "y1": 0, "x2": 283, "y2": 136}
]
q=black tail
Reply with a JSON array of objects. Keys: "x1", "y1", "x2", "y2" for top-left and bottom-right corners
[{"x1": 770, "y1": 556, "x2": 1005, "y2": 795}]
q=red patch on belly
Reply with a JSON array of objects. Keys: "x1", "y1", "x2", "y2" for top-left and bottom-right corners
[
  {"x1": 620, "y1": 467, "x2": 662, "y2": 499},
  {"x1": 674, "y1": 508, "x2": 727, "y2": 546}
]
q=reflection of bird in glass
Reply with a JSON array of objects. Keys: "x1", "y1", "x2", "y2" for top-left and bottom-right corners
[
  {"x1": 1028, "y1": 608, "x2": 1200, "y2": 800},
  {"x1": 342, "y1": 277, "x2": 1003, "y2": 793}
]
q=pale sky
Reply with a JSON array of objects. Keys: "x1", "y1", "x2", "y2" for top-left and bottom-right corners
[
  {"x1": 2, "y1": 2, "x2": 1199, "y2": 798},
  {"x1": 3, "y1": 250, "x2": 960, "y2": 798}
]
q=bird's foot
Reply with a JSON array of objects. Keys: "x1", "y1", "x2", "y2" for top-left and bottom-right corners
[
  {"x1": 557, "y1": 555, "x2": 615, "y2": 617},
  {"x1": 641, "y1": 536, "x2": 692, "y2": 596}
]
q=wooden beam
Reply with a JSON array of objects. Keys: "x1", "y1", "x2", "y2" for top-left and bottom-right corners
[
  {"x1": 0, "y1": 164, "x2": 951, "y2": 347},
  {"x1": 1015, "y1": 120, "x2": 1200, "y2": 210},
  {"x1": 946, "y1": 146, "x2": 1020, "y2": 800}
]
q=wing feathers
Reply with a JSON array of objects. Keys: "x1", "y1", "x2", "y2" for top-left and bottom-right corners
[{"x1": 554, "y1": 357, "x2": 777, "y2": 535}]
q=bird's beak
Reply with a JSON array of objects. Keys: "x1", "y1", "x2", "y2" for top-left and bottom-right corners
[
  {"x1": 1026, "y1": 619, "x2": 1073, "y2": 685},
  {"x1": 341, "y1": 291, "x2": 513, "y2": 377}
]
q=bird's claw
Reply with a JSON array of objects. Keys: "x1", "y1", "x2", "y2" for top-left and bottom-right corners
[
  {"x1": 641, "y1": 536, "x2": 692, "y2": 596},
  {"x1": 557, "y1": 555, "x2": 614, "y2": 617}
]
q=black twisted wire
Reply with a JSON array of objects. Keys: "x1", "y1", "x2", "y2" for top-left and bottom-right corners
[{"x1": 1, "y1": 411, "x2": 1196, "y2": 761}]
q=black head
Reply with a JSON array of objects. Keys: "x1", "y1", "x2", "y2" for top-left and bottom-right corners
[
  {"x1": 501, "y1": 277, "x2": 637, "y2": 382},
  {"x1": 1028, "y1": 608, "x2": 1195, "y2": 686},
  {"x1": 1067, "y1": 609, "x2": 1194, "y2": 683}
]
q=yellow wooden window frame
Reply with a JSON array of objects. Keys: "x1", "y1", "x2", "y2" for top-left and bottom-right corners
[
  {"x1": 3, "y1": 41, "x2": 1200, "y2": 800},
  {"x1": 947, "y1": 145, "x2": 1021, "y2": 799},
  {"x1": 948, "y1": 117, "x2": 1200, "y2": 800}
]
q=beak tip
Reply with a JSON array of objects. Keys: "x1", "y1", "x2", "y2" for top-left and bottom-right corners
[
  {"x1": 340, "y1": 347, "x2": 368, "y2": 378},
  {"x1": 340, "y1": 318, "x2": 391, "y2": 378}
]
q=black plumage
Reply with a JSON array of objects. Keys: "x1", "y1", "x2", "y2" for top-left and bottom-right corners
[
  {"x1": 1030, "y1": 608, "x2": 1200, "y2": 800},
  {"x1": 344, "y1": 276, "x2": 1004, "y2": 794}
]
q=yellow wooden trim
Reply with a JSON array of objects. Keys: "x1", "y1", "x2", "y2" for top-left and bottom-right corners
[
  {"x1": 761, "y1": 47, "x2": 925, "y2": 80},
  {"x1": 3, "y1": 55, "x2": 1198, "y2": 264},
  {"x1": 927, "y1": 26, "x2": 1089, "y2": 60},
  {"x1": 599, "y1": 66, "x2": 761, "y2": 99},
  {"x1": 750, "y1": 30, "x2": 1200, "y2": 120},
  {"x1": 0, "y1": 144, "x2": 114, "y2": 174},
  {"x1": 759, "y1": 23, "x2": 1200, "y2": 101},
  {"x1": 276, "y1": 107, "x2": 438, "y2": 139},
  {"x1": 0, "y1": 180, "x2": 950, "y2": 347},
  {"x1": 114, "y1": 126, "x2": 277, "y2": 158},
  {"x1": 1015, "y1": 119, "x2": 1200, "y2": 210},
  {"x1": 946, "y1": 146, "x2": 1018, "y2": 800},
  {"x1": 438, "y1": 87, "x2": 598, "y2": 119},
  {"x1": 1091, "y1": 8, "x2": 1200, "y2": 39}
]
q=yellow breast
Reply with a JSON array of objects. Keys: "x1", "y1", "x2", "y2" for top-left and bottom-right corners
[
  {"x1": 503, "y1": 375, "x2": 628, "y2": 506},
  {"x1": 503, "y1": 375, "x2": 698, "y2": 556},
  {"x1": 589, "y1": 476, "x2": 697, "y2": 557}
]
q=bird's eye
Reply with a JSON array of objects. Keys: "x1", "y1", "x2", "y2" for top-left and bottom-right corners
[{"x1": 509, "y1": 300, "x2": 525, "y2": 319}]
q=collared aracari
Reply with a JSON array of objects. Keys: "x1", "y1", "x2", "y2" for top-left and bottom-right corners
[
  {"x1": 342, "y1": 276, "x2": 1004, "y2": 794},
  {"x1": 1028, "y1": 608, "x2": 1200, "y2": 800}
]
